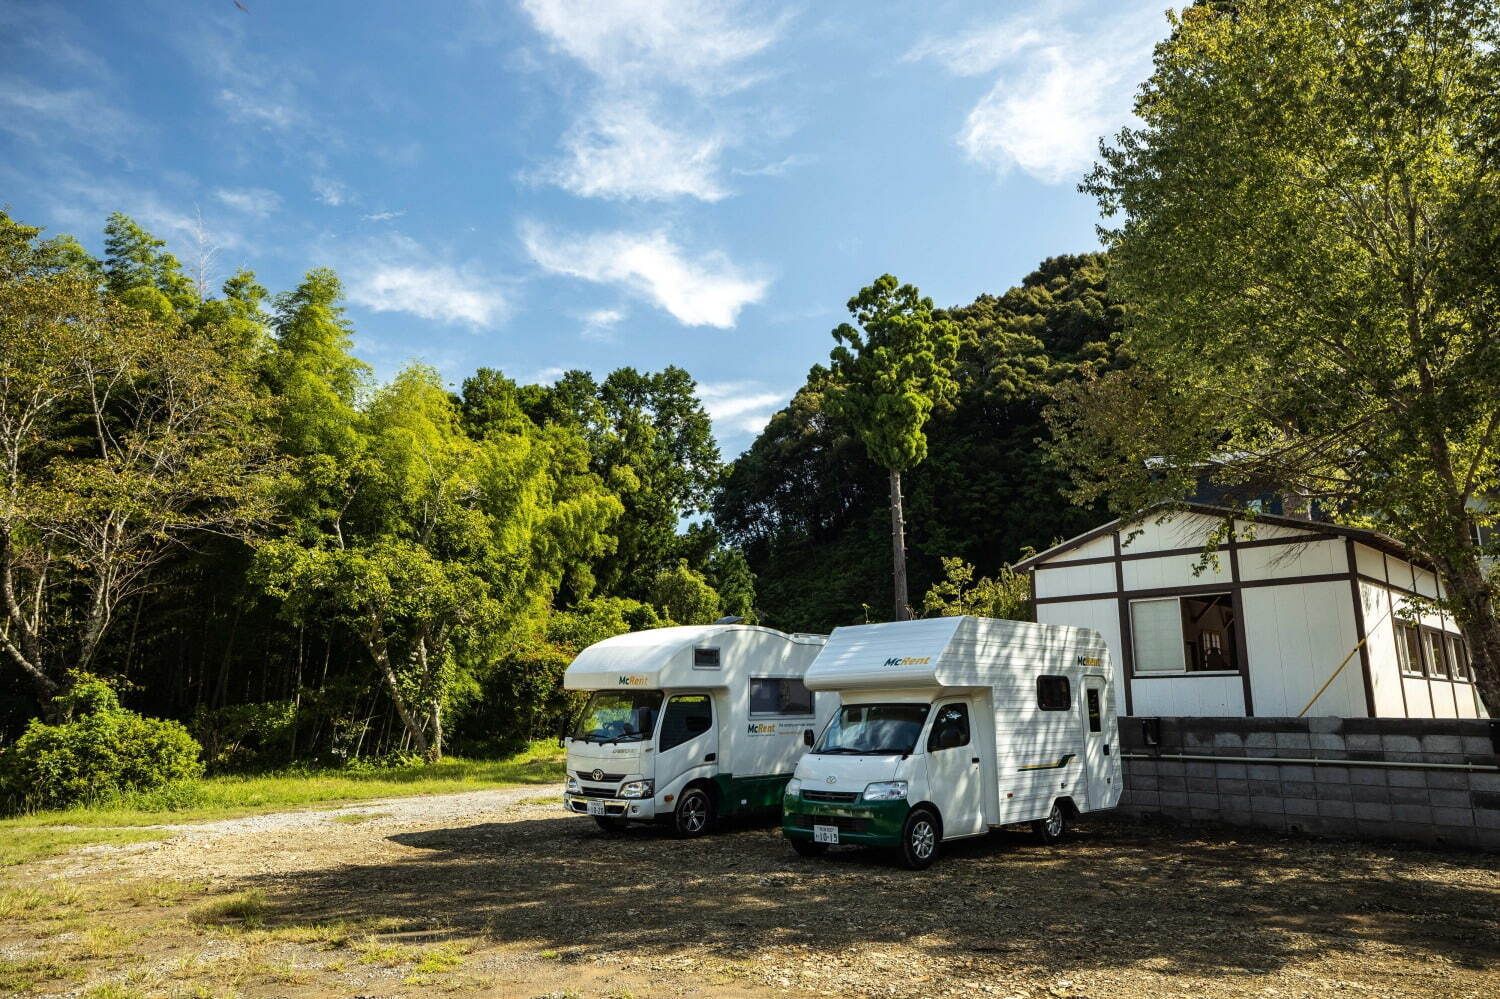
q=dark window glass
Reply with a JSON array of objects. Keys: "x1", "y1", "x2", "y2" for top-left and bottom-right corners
[
  {"x1": 1446, "y1": 636, "x2": 1471, "y2": 680},
  {"x1": 749, "y1": 677, "x2": 814, "y2": 716},
  {"x1": 925, "y1": 703, "x2": 971, "y2": 752},
  {"x1": 1037, "y1": 675, "x2": 1071, "y2": 711},
  {"x1": 1086, "y1": 688, "x2": 1102, "y2": 732},
  {"x1": 1181, "y1": 593, "x2": 1238, "y2": 671},
  {"x1": 1423, "y1": 630, "x2": 1450, "y2": 677},
  {"x1": 659, "y1": 694, "x2": 713, "y2": 751},
  {"x1": 693, "y1": 647, "x2": 721, "y2": 669},
  {"x1": 815, "y1": 703, "x2": 929, "y2": 755},
  {"x1": 1396, "y1": 624, "x2": 1425, "y2": 675}
]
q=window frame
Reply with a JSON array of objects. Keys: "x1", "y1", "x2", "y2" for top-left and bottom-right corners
[
  {"x1": 747, "y1": 676, "x2": 815, "y2": 718},
  {"x1": 657, "y1": 693, "x2": 714, "y2": 751},
  {"x1": 1036, "y1": 675, "x2": 1072, "y2": 712},
  {"x1": 925, "y1": 702, "x2": 972, "y2": 752},
  {"x1": 1085, "y1": 687, "x2": 1103, "y2": 733},
  {"x1": 1421, "y1": 627, "x2": 1451, "y2": 679},
  {"x1": 692, "y1": 647, "x2": 721, "y2": 670},
  {"x1": 1394, "y1": 621, "x2": 1426, "y2": 677},
  {"x1": 1445, "y1": 634, "x2": 1472, "y2": 682},
  {"x1": 1129, "y1": 594, "x2": 1241, "y2": 677}
]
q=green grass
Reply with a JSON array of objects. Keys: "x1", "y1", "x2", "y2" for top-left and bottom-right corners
[
  {"x1": 0, "y1": 741, "x2": 565, "y2": 836},
  {"x1": 0, "y1": 827, "x2": 170, "y2": 866}
]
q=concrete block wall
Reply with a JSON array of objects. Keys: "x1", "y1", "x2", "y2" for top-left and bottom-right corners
[{"x1": 1115, "y1": 716, "x2": 1500, "y2": 851}]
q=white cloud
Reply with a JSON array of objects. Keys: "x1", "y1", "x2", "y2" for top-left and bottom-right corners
[
  {"x1": 909, "y1": 6, "x2": 1166, "y2": 185},
  {"x1": 312, "y1": 177, "x2": 349, "y2": 206},
  {"x1": 345, "y1": 236, "x2": 509, "y2": 329},
  {"x1": 522, "y1": 223, "x2": 767, "y2": 329},
  {"x1": 217, "y1": 87, "x2": 308, "y2": 131},
  {"x1": 0, "y1": 77, "x2": 135, "y2": 151},
  {"x1": 697, "y1": 381, "x2": 786, "y2": 435},
  {"x1": 214, "y1": 186, "x2": 281, "y2": 217},
  {"x1": 362, "y1": 210, "x2": 405, "y2": 222},
  {"x1": 580, "y1": 307, "x2": 625, "y2": 341},
  {"x1": 539, "y1": 100, "x2": 728, "y2": 202},
  {"x1": 731, "y1": 152, "x2": 815, "y2": 178},
  {"x1": 519, "y1": 0, "x2": 782, "y2": 91}
]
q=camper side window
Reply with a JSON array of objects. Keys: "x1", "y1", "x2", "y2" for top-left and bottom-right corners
[
  {"x1": 749, "y1": 678, "x2": 814, "y2": 716},
  {"x1": 1037, "y1": 676, "x2": 1071, "y2": 711},
  {"x1": 659, "y1": 695, "x2": 713, "y2": 751},
  {"x1": 926, "y1": 703, "x2": 970, "y2": 752}
]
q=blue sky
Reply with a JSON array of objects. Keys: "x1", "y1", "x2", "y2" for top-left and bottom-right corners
[{"x1": 1, "y1": 0, "x2": 1172, "y2": 457}]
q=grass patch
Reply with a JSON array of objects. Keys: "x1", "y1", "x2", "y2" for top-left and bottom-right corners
[
  {"x1": 353, "y1": 935, "x2": 416, "y2": 967},
  {"x1": 194, "y1": 889, "x2": 267, "y2": 927},
  {"x1": 0, "y1": 953, "x2": 87, "y2": 991},
  {"x1": 0, "y1": 741, "x2": 564, "y2": 834},
  {"x1": 0, "y1": 827, "x2": 168, "y2": 866}
]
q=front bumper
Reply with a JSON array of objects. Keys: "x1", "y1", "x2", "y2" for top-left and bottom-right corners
[
  {"x1": 781, "y1": 794, "x2": 910, "y2": 847},
  {"x1": 563, "y1": 793, "x2": 658, "y2": 820}
]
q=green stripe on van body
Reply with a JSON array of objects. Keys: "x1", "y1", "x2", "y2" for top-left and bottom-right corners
[
  {"x1": 711, "y1": 773, "x2": 796, "y2": 816},
  {"x1": 780, "y1": 793, "x2": 910, "y2": 847},
  {"x1": 1017, "y1": 753, "x2": 1076, "y2": 772}
]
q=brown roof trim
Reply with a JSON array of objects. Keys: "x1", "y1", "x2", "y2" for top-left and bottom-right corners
[{"x1": 1013, "y1": 502, "x2": 1429, "y2": 572}]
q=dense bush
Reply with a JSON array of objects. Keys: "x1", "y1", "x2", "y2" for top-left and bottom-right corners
[{"x1": 0, "y1": 680, "x2": 204, "y2": 811}]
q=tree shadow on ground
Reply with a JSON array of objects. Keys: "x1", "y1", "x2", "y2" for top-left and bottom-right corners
[{"x1": 240, "y1": 812, "x2": 1500, "y2": 983}]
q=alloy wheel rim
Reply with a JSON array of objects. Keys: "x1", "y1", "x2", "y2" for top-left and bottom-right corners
[
  {"x1": 912, "y1": 820, "x2": 935, "y2": 859},
  {"x1": 684, "y1": 794, "x2": 706, "y2": 832}
]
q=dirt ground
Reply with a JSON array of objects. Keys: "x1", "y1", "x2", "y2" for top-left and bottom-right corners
[{"x1": 4, "y1": 788, "x2": 1499, "y2": 999}]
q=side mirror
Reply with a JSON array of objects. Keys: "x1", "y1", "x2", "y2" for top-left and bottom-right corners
[
  {"x1": 803, "y1": 728, "x2": 814, "y2": 748},
  {"x1": 557, "y1": 715, "x2": 570, "y2": 748}
]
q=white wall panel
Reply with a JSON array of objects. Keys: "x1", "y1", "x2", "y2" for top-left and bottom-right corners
[
  {"x1": 1232, "y1": 519, "x2": 1322, "y2": 541},
  {"x1": 1121, "y1": 553, "x2": 1231, "y2": 592},
  {"x1": 1048, "y1": 533, "x2": 1115, "y2": 563},
  {"x1": 1034, "y1": 561, "x2": 1115, "y2": 599},
  {"x1": 1236, "y1": 539, "x2": 1343, "y2": 581},
  {"x1": 1359, "y1": 582, "x2": 1405, "y2": 717},
  {"x1": 1242, "y1": 582, "x2": 1363, "y2": 717},
  {"x1": 1129, "y1": 675, "x2": 1244, "y2": 716},
  {"x1": 1353, "y1": 543, "x2": 1385, "y2": 579},
  {"x1": 1036, "y1": 600, "x2": 1121, "y2": 673},
  {"x1": 1402, "y1": 678, "x2": 1434, "y2": 718},
  {"x1": 1120, "y1": 512, "x2": 1221, "y2": 555}
]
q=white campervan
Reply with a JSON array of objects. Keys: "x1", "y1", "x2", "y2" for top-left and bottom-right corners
[
  {"x1": 782, "y1": 616, "x2": 1121, "y2": 869},
  {"x1": 562, "y1": 624, "x2": 835, "y2": 837}
]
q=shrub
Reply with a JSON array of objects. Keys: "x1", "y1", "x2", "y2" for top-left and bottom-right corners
[{"x1": 0, "y1": 681, "x2": 204, "y2": 811}]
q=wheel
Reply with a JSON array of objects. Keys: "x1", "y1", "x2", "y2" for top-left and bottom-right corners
[
  {"x1": 593, "y1": 815, "x2": 628, "y2": 833},
  {"x1": 897, "y1": 808, "x2": 940, "y2": 870},
  {"x1": 673, "y1": 786, "x2": 715, "y2": 838},
  {"x1": 1031, "y1": 801, "x2": 1068, "y2": 844},
  {"x1": 789, "y1": 837, "x2": 827, "y2": 858}
]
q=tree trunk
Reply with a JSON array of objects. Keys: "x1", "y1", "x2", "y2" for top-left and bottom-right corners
[
  {"x1": 889, "y1": 467, "x2": 909, "y2": 621},
  {"x1": 1437, "y1": 555, "x2": 1500, "y2": 714},
  {"x1": 362, "y1": 625, "x2": 429, "y2": 757}
]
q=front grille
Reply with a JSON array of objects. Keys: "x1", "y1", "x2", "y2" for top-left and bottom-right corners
[
  {"x1": 801, "y1": 789, "x2": 860, "y2": 804},
  {"x1": 788, "y1": 813, "x2": 870, "y2": 833},
  {"x1": 575, "y1": 770, "x2": 626, "y2": 782},
  {"x1": 578, "y1": 786, "x2": 619, "y2": 798}
]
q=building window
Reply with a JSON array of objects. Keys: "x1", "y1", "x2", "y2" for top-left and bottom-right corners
[
  {"x1": 1130, "y1": 594, "x2": 1239, "y2": 674},
  {"x1": 1395, "y1": 623, "x2": 1425, "y2": 676},
  {"x1": 1422, "y1": 629, "x2": 1450, "y2": 678},
  {"x1": 1445, "y1": 635, "x2": 1472, "y2": 681},
  {"x1": 748, "y1": 677, "x2": 813, "y2": 716},
  {"x1": 1037, "y1": 675, "x2": 1071, "y2": 711}
]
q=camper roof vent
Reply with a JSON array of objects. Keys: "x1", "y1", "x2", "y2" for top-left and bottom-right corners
[
  {"x1": 693, "y1": 647, "x2": 721, "y2": 669},
  {"x1": 714, "y1": 615, "x2": 744, "y2": 624}
]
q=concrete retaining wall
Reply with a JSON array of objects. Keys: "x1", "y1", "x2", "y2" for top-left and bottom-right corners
[{"x1": 1115, "y1": 716, "x2": 1500, "y2": 851}]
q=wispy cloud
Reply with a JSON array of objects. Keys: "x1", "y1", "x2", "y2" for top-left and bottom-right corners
[
  {"x1": 312, "y1": 177, "x2": 349, "y2": 206},
  {"x1": 362, "y1": 210, "x2": 405, "y2": 223},
  {"x1": 580, "y1": 307, "x2": 625, "y2": 341},
  {"x1": 214, "y1": 186, "x2": 281, "y2": 217},
  {"x1": 732, "y1": 152, "x2": 815, "y2": 178},
  {"x1": 0, "y1": 77, "x2": 137, "y2": 153},
  {"x1": 345, "y1": 235, "x2": 510, "y2": 329},
  {"x1": 698, "y1": 380, "x2": 786, "y2": 436},
  {"x1": 522, "y1": 223, "x2": 767, "y2": 329},
  {"x1": 519, "y1": 0, "x2": 788, "y2": 202},
  {"x1": 907, "y1": 5, "x2": 1166, "y2": 185}
]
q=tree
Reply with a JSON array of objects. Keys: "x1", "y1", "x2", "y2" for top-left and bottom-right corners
[
  {"x1": 1057, "y1": 0, "x2": 1500, "y2": 707},
  {"x1": 921, "y1": 557, "x2": 1032, "y2": 622},
  {"x1": 826, "y1": 275, "x2": 960, "y2": 620},
  {"x1": 102, "y1": 213, "x2": 197, "y2": 318},
  {"x1": 0, "y1": 213, "x2": 274, "y2": 706},
  {"x1": 648, "y1": 560, "x2": 722, "y2": 625}
]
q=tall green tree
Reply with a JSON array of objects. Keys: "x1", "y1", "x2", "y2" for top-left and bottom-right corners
[
  {"x1": 1057, "y1": 0, "x2": 1500, "y2": 708},
  {"x1": 826, "y1": 275, "x2": 959, "y2": 620},
  {"x1": 102, "y1": 213, "x2": 196, "y2": 318}
]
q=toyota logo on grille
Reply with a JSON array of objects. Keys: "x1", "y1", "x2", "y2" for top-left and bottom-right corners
[
  {"x1": 825, "y1": 775, "x2": 838, "y2": 784},
  {"x1": 591, "y1": 769, "x2": 605, "y2": 782}
]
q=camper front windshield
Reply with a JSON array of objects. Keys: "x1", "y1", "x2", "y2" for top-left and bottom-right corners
[
  {"x1": 572, "y1": 691, "x2": 663, "y2": 744},
  {"x1": 815, "y1": 703, "x2": 930, "y2": 755}
]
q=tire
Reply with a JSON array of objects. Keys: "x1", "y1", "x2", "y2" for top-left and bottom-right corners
[
  {"x1": 789, "y1": 837, "x2": 827, "y2": 858},
  {"x1": 897, "y1": 808, "x2": 940, "y2": 870},
  {"x1": 673, "y1": 785, "x2": 715, "y2": 838},
  {"x1": 593, "y1": 815, "x2": 629, "y2": 833},
  {"x1": 1031, "y1": 800, "x2": 1068, "y2": 844}
]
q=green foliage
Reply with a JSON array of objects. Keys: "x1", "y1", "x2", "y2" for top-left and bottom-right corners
[
  {"x1": 921, "y1": 557, "x2": 1033, "y2": 622},
  {"x1": 1063, "y1": 0, "x2": 1500, "y2": 706},
  {"x1": 1, "y1": 685, "x2": 203, "y2": 811},
  {"x1": 648, "y1": 560, "x2": 722, "y2": 625},
  {"x1": 826, "y1": 274, "x2": 960, "y2": 474}
]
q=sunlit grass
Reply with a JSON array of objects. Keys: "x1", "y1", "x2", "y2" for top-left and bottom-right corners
[
  {"x1": 0, "y1": 741, "x2": 565, "y2": 834},
  {"x1": 0, "y1": 827, "x2": 169, "y2": 866}
]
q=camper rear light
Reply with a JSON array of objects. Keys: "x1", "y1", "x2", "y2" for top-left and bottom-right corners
[
  {"x1": 862, "y1": 781, "x2": 907, "y2": 801},
  {"x1": 618, "y1": 780, "x2": 654, "y2": 799}
]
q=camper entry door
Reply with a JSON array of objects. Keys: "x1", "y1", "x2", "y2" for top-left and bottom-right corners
[
  {"x1": 1081, "y1": 676, "x2": 1110, "y2": 810},
  {"x1": 924, "y1": 699, "x2": 986, "y2": 838}
]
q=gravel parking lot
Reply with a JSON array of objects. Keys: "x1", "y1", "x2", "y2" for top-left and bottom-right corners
[{"x1": 5, "y1": 791, "x2": 1499, "y2": 998}]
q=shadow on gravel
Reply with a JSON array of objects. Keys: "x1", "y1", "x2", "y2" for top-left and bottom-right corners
[{"x1": 241, "y1": 812, "x2": 1500, "y2": 981}]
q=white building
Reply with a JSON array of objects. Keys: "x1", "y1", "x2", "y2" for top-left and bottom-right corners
[{"x1": 1015, "y1": 503, "x2": 1485, "y2": 719}]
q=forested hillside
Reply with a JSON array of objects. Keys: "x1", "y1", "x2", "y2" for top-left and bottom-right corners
[
  {"x1": 0, "y1": 208, "x2": 1119, "y2": 768},
  {"x1": 714, "y1": 254, "x2": 1126, "y2": 632}
]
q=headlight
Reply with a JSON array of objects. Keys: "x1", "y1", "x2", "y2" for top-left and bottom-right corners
[
  {"x1": 618, "y1": 779, "x2": 654, "y2": 799},
  {"x1": 786, "y1": 778, "x2": 803, "y2": 796},
  {"x1": 565, "y1": 775, "x2": 580, "y2": 792},
  {"x1": 862, "y1": 780, "x2": 908, "y2": 801}
]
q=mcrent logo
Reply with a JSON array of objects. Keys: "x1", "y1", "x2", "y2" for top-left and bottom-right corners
[
  {"x1": 882, "y1": 656, "x2": 931, "y2": 667},
  {"x1": 617, "y1": 674, "x2": 649, "y2": 686},
  {"x1": 747, "y1": 722, "x2": 779, "y2": 736}
]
